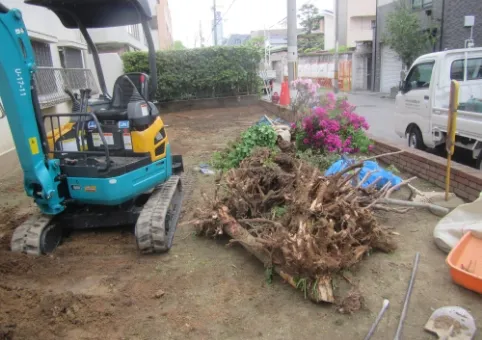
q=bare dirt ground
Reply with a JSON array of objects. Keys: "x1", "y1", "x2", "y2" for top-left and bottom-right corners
[{"x1": 1, "y1": 105, "x2": 481, "y2": 340}]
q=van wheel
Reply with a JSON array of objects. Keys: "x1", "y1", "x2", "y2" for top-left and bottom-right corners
[{"x1": 408, "y1": 127, "x2": 425, "y2": 150}]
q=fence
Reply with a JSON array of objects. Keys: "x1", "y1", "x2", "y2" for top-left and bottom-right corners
[
  {"x1": 281, "y1": 53, "x2": 353, "y2": 92},
  {"x1": 34, "y1": 67, "x2": 99, "y2": 109}
]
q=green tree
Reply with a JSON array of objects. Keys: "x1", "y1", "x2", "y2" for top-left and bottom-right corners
[
  {"x1": 298, "y1": 4, "x2": 323, "y2": 34},
  {"x1": 244, "y1": 36, "x2": 265, "y2": 49},
  {"x1": 298, "y1": 33, "x2": 324, "y2": 53},
  {"x1": 384, "y1": 1, "x2": 435, "y2": 68},
  {"x1": 172, "y1": 40, "x2": 186, "y2": 50}
]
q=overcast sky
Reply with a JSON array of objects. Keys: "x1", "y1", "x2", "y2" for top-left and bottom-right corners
[{"x1": 169, "y1": 0, "x2": 333, "y2": 48}]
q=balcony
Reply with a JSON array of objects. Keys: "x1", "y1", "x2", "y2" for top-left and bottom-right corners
[
  {"x1": 34, "y1": 68, "x2": 99, "y2": 109},
  {"x1": 88, "y1": 27, "x2": 147, "y2": 52}
]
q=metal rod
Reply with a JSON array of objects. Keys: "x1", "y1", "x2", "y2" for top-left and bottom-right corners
[
  {"x1": 49, "y1": 117, "x2": 55, "y2": 152},
  {"x1": 365, "y1": 299, "x2": 390, "y2": 340},
  {"x1": 394, "y1": 252, "x2": 420, "y2": 340},
  {"x1": 57, "y1": 116, "x2": 63, "y2": 151},
  {"x1": 445, "y1": 80, "x2": 459, "y2": 201}
]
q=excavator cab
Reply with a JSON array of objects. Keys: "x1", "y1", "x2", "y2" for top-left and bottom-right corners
[{"x1": 0, "y1": 0, "x2": 184, "y2": 255}]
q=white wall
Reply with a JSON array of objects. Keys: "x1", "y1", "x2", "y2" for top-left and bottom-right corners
[
  {"x1": 151, "y1": 29, "x2": 160, "y2": 50},
  {"x1": 347, "y1": 0, "x2": 376, "y2": 18},
  {"x1": 85, "y1": 53, "x2": 124, "y2": 96},
  {"x1": 3, "y1": 0, "x2": 85, "y2": 47},
  {"x1": 344, "y1": 0, "x2": 376, "y2": 47},
  {"x1": 348, "y1": 16, "x2": 376, "y2": 47},
  {"x1": 324, "y1": 16, "x2": 335, "y2": 50},
  {"x1": 377, "y1": 0, "x2": 397, "y2": 6}
]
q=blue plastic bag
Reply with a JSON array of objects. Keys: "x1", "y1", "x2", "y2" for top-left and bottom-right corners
[{"x1": 325, "y1": 156, "x2": 402, "y2": 190}]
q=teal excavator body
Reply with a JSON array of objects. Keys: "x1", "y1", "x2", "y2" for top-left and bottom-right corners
[{"x1": 0, "y1": 1, "x2": 184, "y2": 255}]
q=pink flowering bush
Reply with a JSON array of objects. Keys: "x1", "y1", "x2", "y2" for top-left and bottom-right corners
[
  {"x1": 291, "y1": 78, "x2": 320, "y2": 115},
  {"x1": 292, "y1": 90, "x2": 373, "y2": 154}
]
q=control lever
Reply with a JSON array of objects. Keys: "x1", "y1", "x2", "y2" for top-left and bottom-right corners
[
  {"x1": 0, "y1": 101, "x2": 5, "y2": 119},
  {"x1": 75, "y1": 88, "x2": 92, "y2": 152}
]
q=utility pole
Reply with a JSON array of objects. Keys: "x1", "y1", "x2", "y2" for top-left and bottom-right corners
[
  {"x1": 287, "y1": 0, "x2": 298, "y2": 84},
  {"x1": 333, "y1": 0, "x2": 339, "y2": 93},
  {"x1": 199, "y1": 21, "x2": 205, "y2": 47},
  {"x1": 213, "y1": 0, "x2": 218, "y2": 46}
]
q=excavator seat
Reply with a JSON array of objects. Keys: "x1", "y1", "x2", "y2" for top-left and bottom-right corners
[{"x1": 94, "y1": 72, "x2": 154, "y2": 122}]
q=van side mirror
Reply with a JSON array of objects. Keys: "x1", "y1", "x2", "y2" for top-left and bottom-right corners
[{"x1": 399, "y1": 70, "x2": 407, "y2": 93}]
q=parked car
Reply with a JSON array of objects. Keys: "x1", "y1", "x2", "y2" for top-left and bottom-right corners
[{"x1": 394, "y1": 47, "x2": 482, "y2": 168}]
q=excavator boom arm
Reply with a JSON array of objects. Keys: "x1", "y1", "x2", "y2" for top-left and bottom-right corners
[{"x1": 0, "y1": 4, "x2": 64, "y2": 214}]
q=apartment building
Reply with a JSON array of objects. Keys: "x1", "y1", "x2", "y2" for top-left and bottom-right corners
[
  {"x1": 156, "y1": 0, "x2": 173, "y2": 50},
  {"x1": 335, "y1": 0, "x2": 376, "y2": 48}
]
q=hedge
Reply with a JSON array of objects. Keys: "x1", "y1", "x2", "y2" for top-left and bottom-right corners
[{"x1": 122, "y1": 46, "x2": 263, "y2": 102}]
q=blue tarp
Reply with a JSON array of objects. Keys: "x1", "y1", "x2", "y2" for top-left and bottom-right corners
[
  {"x1": 255, "y1": 115, "x2": 290, "y2": 126},
  {"x1": 325, "y1": 156, "x2": 402, "y2": 190}
]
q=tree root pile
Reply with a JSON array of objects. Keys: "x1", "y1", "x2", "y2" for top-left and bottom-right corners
[{"x1": 193, "y1": 148, "x2": 403, "y2": 305}]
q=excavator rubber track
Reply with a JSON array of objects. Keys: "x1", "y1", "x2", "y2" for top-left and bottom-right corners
[
  {"x1": 135, "y1": 175, "x2": 183, "y2": 253},
  {"x1": 10, "y1": 213, "x2": 60, "y2": 255},
  {"x1": 10, "y1": 176, "x2": 183, "y2": 255}
]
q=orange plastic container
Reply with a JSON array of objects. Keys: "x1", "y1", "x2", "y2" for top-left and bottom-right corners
[{"x1": 446, "y1": 231, "x2": 482, "y2": 294}]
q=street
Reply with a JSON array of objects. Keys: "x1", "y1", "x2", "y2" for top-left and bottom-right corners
[{"x1": 346, "y1": 92, "x2": 405, "y2": 146}]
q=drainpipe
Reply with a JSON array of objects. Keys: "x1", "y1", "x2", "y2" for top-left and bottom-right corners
[
  {"x1": 439, "y1": 0, "x2": 445, "y2": 51},
  {"x1": 371, "y1": 0, "x2": 378, "y2": 91}
]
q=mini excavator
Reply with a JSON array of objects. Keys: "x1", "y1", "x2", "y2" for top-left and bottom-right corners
[{"x1": 0, "y1": 0, "x2": 184, "y2": 255}]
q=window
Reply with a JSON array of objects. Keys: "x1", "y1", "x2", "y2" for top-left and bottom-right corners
[
  {"x1": 30, "y1": 40, "x2": 53, "y2": 67},
  {"x1": 412, "y1": 0, "x2": 432, "y2": 9},
  {"x1": 127, "y1": 24, "x2": 140, "y2": 40},
  {"x1": 405, "y1": 61, "x2": 434, "y2": 91},
  {"x1": 59, "y1": 47, "x2": 84, "y2": 68},
  {"x1": 451, "y1": 58, "x2": 482, "y2": 81}
]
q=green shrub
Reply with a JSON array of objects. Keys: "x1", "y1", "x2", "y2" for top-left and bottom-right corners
[
  {"x1": 122, "y1": 46, "x2": 262, "y2": 102},
  {"x1": 211, "y1": 125, "x2": 278, "y2": 170},
  {"x1": 296, "y1": 149, "x2": 341, "y2": 172}
]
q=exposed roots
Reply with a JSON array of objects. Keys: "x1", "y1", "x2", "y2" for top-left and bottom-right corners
[{"x1": 193, "y1": 148, "x2": 406, "y2": 307}]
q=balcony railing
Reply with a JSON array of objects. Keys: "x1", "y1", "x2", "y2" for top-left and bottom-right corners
[{"x1": 33, "y1": 67, "x2": 99, "y2": 109}]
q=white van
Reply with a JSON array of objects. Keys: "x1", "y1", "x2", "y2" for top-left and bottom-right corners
[{"x1": 394, "y1": 47, "x2": 482, "y2": 168}]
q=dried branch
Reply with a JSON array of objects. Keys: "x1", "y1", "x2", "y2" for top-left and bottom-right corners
[{"x1": 385, "y1": 176, "x2": 417, "y2": 198}]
